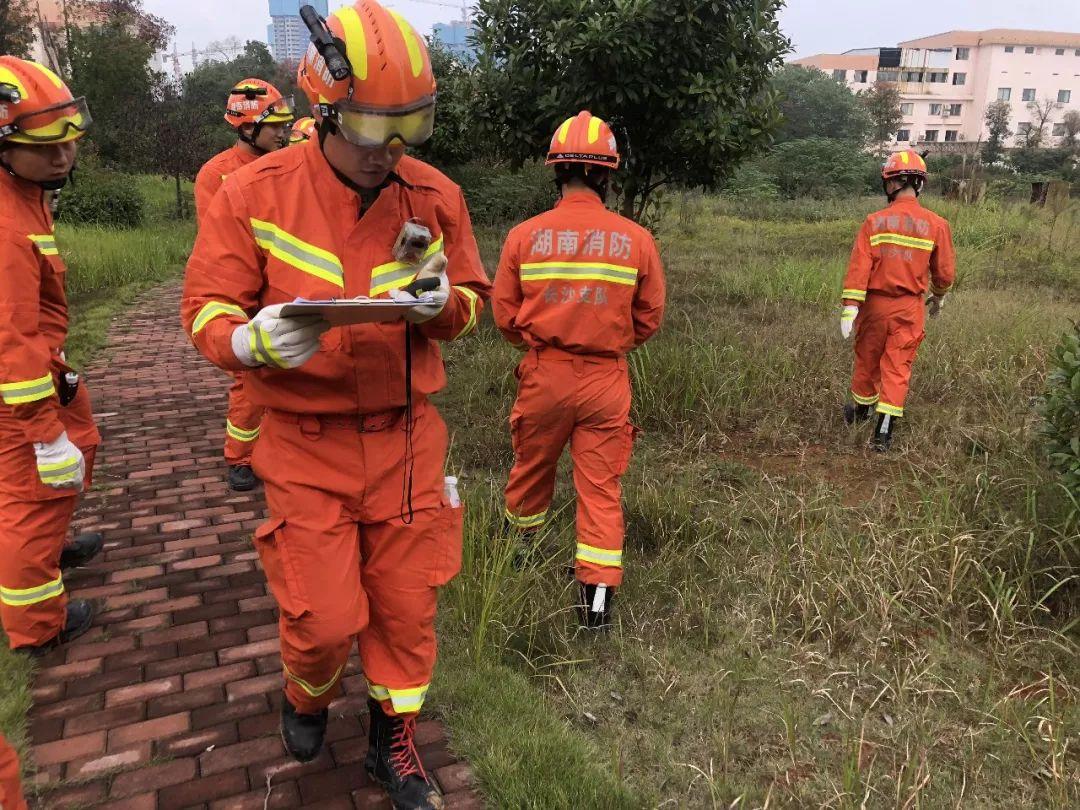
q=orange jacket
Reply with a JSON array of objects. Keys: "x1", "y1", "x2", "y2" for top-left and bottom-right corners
[
  {"x1": 842, "y1": 196, "x2": 956, "y2": 305},
  {"x1": 492, "y1": 190, "x2": 666, "y2": 356},
  {"x1": 0, "y1": 170, "x2": 71, "y2": 445},
  {"x1": 180, "y1": 143, "x2": 490, "y2": 415},
  {"x1": 194, "y1": 144, "x2": 258, "y2": 225}
]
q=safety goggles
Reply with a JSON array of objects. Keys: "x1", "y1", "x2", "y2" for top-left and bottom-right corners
[
  {"x1": 0, "y1": 97, "x2": 91, "y2": 144},
  {"x1": 257, "y1": 95, "x2": 296, "y2": 125},
  {"x1": 328, "y1": 98, "x2": 435, "y2": 148}
]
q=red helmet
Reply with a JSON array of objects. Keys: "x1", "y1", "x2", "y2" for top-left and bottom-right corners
[
  {"x1": 298, "y1": 0, "x2": 436, "y2": 147},
  {"x1": 0, "y1": 56, "x2": 91, "y2": 144},
  {"x1": 546, "y1": 111, "x2": 620, "y2": 169},
  {"x1": 882, "y1": 149, "x2": 928, "y2": 180},
  {"x1": 224, "y1": 78, "x2": 294, "y2": 129}
]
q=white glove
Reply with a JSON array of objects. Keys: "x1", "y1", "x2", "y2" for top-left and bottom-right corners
[
  {"x1": 389, "y1": 253, "x2": 450, "y2": 324},
  {"x1": 231, "y1": 304, "x2": 329, "y2": 369},
  {"x1": 35, "y1": 431, "x2": 85, "y2": 490},
  {"x1": 926, "y1": 295, "x2": 945, "y2": 319},
  {"x1": 840, "y1": 305, "x2": 859, "y2": 339}
]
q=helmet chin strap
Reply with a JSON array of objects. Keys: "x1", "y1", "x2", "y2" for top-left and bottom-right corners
[{"x1": 239, "y1": 123, "x2": 268, "y2": 156}]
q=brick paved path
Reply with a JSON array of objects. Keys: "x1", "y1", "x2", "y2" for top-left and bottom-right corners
[{"x1": 27, "y1": 284, "x2": 479, "y2": 810}]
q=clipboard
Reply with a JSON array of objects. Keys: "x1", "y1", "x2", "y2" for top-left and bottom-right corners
[{"x1": 279, "y1": 297, "x2": 425, "y2": 326}]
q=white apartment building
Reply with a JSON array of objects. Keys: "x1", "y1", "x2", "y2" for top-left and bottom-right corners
[{"x1": 793, "y1": 29, "x2": 1080, "y2": 152}]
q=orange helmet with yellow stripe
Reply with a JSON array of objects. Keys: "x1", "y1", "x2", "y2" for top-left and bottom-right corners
[
  {"x1": 225, "y1": 78, "x2": 294, "y2": 129},
  {"x1": 882, "y1": 149, "x2": 928, "y2": 180},
  {"x1": 546, "y1": 111, "x2": 620, "y2": 170},
  {"x1": 299, "y1": 0, "x2": 436, "y2": 148},
  {"x1": 0, "y1": 56, "x2": 91, "y2": 145}
]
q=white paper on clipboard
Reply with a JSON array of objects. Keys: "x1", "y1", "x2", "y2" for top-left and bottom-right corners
[{"x1": 278, "y1": 297, "x2": 426, "y2": 326}]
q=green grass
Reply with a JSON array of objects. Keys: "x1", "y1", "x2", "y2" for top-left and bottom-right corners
[{"x1": 433, "y1": 194, "x2": 1080, "y2": 807}]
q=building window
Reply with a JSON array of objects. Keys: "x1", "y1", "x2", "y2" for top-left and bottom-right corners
[
  {"x1": 956, "y1": 47, "x2": 969, "y2": 60},
  {"x1": 944, "y1": 130, "x2": 959, "y2": 142},
  {"x1": 1022, "y1": 88, "x2": 1036, "y2": 101},
  {"x1": 998, "y1": 87, "x2": 1012, "y2": 101},
  {"x1": 1053, "y1": 123, "x2": 1067, "y2": 136},
  {"x1": 902, "y1": 70, "x2": 923, "y2": 82},
  {"x1": 928, "y1": 72, "x2": 948, "y2": 83},
  {"x1": 946, "y1": 104, "x2": 963, "y2": 116},
  {"x1": 1005, "y1": 46, "x2": 1014, "y2": 53},
  {"x1": 1059, "y1": 89, "x2": 1072, "y2": 103},
  {"x1": 1057, "y1": 48, "x2": 1066, "y2": 56},
  {"x1": 900, "y1": 102, "x2": 914, "y2": 115},
  {"x1": 929, "y1": 103, "x2": 943, "y2": 115},
  {"x1": 832, "y1": 69, "x2": 846, "y2": 81},
  {"x1": 1076, "y1": 49, "x2": 1080, "y2": 57},
  {"x1": 853, "y1": 70, "x2": 868, "y2": 83},
  {"x1": 924, "y1": 130, "x2": 939, "y2": 142},
  {"x1": 1025, "y1": 46, "x2": 1035, "y2": 54},
  {"x1": 1017, "y1": 122, "x2": 1032, "y2": 134},
  {"x1": 952, "y1": 72, "x2": 967, "y2": 85},
  {"x1": 877, "y1": 70, "x2": 899, "y2": 82}
]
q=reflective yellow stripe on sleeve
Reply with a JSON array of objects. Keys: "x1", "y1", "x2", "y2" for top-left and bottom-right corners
[
  {"x1": 575, "y1": 543, "x2": 623, "y2": 568},
  {"x1": 284, "y1": 663, "x2": 344, "y2": 698},
  {"x1": 250, "y1": 219, "x2": 345, "y2": 290},
  {"x1": 368, "y1": 683, "x2": 430, "y2": 714},
  {"x1": 0, "y1": 373, "x2": 56, "y2": 405},
  {"x1": 869, "y1": 233, "x2": 935, "y2": 252},
  {"x1": 369, "y1": 236, "x2": 445, "y2": 296},
  {"x1": 452, "y1": 286, "x2": 480, "y2": 339},
  {"x1": 192, "y1": 301, "x2": 248, "y2": 335},
  {"x1": 0, "y1": 574, "x2": 64, "y2": 607},
  {"x1": 842, "y1": 289, "x2": 867, "y2": 302},
  {"x1": 520, "y1": 261, "x2": 638, "y2": 286},
  {"x1": 28, "y1": 233, "x2": 58, "y2": 256},
  {"x1": 226, "y1": 420, "x2": 260, "y2": 442}
]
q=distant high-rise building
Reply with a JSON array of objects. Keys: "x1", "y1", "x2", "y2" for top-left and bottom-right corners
[
  {"x1": 268, "y1": 0, "x2": 328, "y2": 62},
  {"x1": 432, "y1": 20, "x2": 476, "y2": 62}
]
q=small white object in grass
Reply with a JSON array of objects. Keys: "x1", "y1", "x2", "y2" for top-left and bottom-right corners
[
  {"x1": 592, "y1": 584, "x2": 607, "y2": 613},
  {"x1": 813, "y1": 712, "x2": 834, "y2": 727},
  {"x1": 583, "y1": 711, "x2": 598, "y2": 725}
]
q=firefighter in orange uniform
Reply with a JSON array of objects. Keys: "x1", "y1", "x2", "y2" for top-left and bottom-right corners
[
  {"x1": 840, "y1": 150, "x2": 956, "y2": 450},
  {"x1": 0, "y1": 56, "x2": 103, "y2": 654},
  {"x1": 180, "y1": 4, "x2": 489, "y2": 807},
  {"x1": 0, "y1": 734, "x2": 26, "y2": 810},
  {"x1": 493, "y1": 111, "x2": 666, "y2": 630},
  {"x1": 193, "y1": 78, "x2": 294, "y2": 492}
]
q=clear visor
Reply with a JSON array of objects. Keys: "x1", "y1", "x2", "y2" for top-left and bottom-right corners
[
  {"x1": 261, "y1": 95, "x2": 296, "y2": 124},
  {"x1": 334, "y1": 101, "x2": 434, "y2": 148},
  {"x1": 7, "y1": 98, "x2": 91, "y2": 143}
]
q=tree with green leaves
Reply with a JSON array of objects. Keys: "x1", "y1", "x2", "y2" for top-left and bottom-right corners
[
  {"x1": 416, "y1": 38, "x2": 479, "y2": 167},
  {"x1": 0, "y1": 0, "x2": 37, "y2": 59},
  {"x1": 1022, "y1": 97, "x2": 1061, "y2": 149},
  {"x1": 471, "y1": 0, "x2": 789, "y2": 220},
  {"x1": 982, "y1": 99, "x2": 1012, "y2": 164},
  {"x1": 772, "y1": 65, "x2": 870, "y2": 145},
  {"x1": 858, "y1": 82, "x2": 903, "y2": 157}
]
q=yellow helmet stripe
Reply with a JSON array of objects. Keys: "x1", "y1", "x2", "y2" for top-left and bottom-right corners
[
  {"x1": 0, "y1": 66, "x2": 28, "y2": 99},
  {"x1": 557, "y1": 117, "x2": 574, "y2": 144},
  {"x1": 587, "y1": 115, "x2": 603, "y2": 144},
  {"x1": 388, "y1": 10, "x2": 424, "y2": 78},
  {"x1": 336, "y1": 5, "x2": 369, "y2": 82}
]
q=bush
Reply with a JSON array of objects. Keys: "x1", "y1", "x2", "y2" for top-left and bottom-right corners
[
  {"x1": 57, "y1": 170, "x2": 145, "y2": 228},
  {"x1": 721, "y1": 163, "x2": 780, "y2": 200},
  {"x1": 1040, "y1": 322, "x2": 1080, "y2": 495},
  {"x1": 761, "y1": 137, "x2": 878, "y2": 199},
  {"x1": 445, "y1": 160, "x2": 555, "y2": 226}
]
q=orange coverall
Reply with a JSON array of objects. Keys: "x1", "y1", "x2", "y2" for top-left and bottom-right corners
[
  {"x1": 0, "y1": 734, "x2": 26, "y2": 810},
  {"x1": 0, "y1": 170, "x2": 100, "y2": 650},
  {"x1": 194, "y1": 145, "x2": 263, "y2": 467},
  {"x1": 842, "y1": 196, "x2": 956, "y2": 417},
  {"x1": 492, "y1": 190, "x2": 666, "y2": 586},
  {"x1": 181, "y1": 142, "x2": 490, "y2": 716}
]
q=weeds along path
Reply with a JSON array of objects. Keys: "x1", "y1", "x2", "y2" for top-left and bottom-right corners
[{"x1": 26, "y1": 283, "x2": 480, "y2": 809}]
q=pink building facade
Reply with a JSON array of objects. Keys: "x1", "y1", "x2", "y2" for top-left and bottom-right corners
[{"x1": 793, "y1": 29, "x2": 1080, "y2": 153}]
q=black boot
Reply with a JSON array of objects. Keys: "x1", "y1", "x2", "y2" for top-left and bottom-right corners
[
  {"x1": 18, "y1": 598, "x2": 95, "y2": 657},
  {"x1": 280, "y1": 696, "x2": 327, "y2": 763},
  {"x1": 227, "y1": 464, "x2": 259, "y2": 491},
  {"x1": 871, "y1": 412, "x2": 898, "y2": 452},
  {"x1": 365, "y1": 698, "x2": 444, "y2": 809},
  {"x1": 578, "y1": 582, "x2": 616, "y2": 631},
  {"x1": 60, "y1": 532, "x2": 104, "y2": 571},
  {"x1": 843, "y1": 403, "x2": 873, "y2": 426}
]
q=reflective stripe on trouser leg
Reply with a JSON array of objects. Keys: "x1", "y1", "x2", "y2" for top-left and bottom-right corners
[
  {"x1": 368, "y1": 682, "x2": 430, "y2": 715},
  {"x1": 224, "y1": 372, "x2": 263, "y2": 465},
  {"x1": 503, "y1": 507, "x2": 547, "y2": 529},
  {"x1": 284, "y1": 662, "x2": 344, "y2": 699},
  {"x1": 874, "y1": 295, "x2": 925, "y2": 419},
  {"x1": 0, "y1": 487, "x2": 76, "y2": 649},
  {"x1": 851, "y1": 390, "x2": 879, "y2": 406}
]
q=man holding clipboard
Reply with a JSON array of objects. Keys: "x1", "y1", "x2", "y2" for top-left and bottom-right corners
[{"x1": 179, "y1": 3, "x2": 489, "y2": 806}]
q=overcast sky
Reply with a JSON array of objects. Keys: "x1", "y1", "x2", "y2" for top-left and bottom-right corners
[{"x1": 144, "y1": 0, "x2": 1080, "y2": 59}]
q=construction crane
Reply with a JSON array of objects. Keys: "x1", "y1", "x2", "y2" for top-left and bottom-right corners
[{"x1": 393, "y1": 0, "x2": 471, "y2": 27}]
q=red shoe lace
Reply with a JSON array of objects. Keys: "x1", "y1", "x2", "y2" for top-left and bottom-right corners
[{"x1": 389, "y1": 715, "x2": 428, "y2": 781}]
